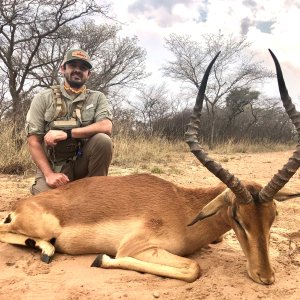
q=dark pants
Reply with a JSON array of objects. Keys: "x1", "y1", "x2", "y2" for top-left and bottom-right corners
[{"x1": 31, "y1": 133, "x2": 113, "y2": 195}]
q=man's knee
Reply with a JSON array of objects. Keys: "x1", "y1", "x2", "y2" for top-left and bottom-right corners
[
  {"x1": 87, "y1": 133, "x2": 113, "y2": 154},
  {"x1": 30, "y1": 179, "x2": 51, "y2": 195},
  {"x1": 81, "y1": 133, "x2": 113, "y2": 177}
]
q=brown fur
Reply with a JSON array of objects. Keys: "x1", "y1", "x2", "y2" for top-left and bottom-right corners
[{"x1": 0, "y1": 174, "x2": 297, "y2": 283}]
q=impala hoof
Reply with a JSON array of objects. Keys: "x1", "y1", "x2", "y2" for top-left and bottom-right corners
[
  {"x1": 41, "y1": 254, "x2": 52, "y2": 264},
  {"x1": 91, "y1": 254, "x2": 103, "y2": 268}
]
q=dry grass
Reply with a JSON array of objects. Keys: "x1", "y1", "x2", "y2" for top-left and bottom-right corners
[
  {"x1": 0, "y1": 123, "x2": 33, "y2": 175},
  {"x1": 0, "y1": 122, "x2": 295, "y2": 175},
  {"x1": 112, "y1": 135, "x2": 187, "y2": 168},
  {"x1": 212, "y1": 138, "x2": 295, "y2": 154},
  {"x1": 111, "y1": 135, "x2": 296, "y2": 174}
]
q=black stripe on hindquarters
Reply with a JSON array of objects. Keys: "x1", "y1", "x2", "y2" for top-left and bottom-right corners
[
  {"x1": 49, "y1": 238, "x2": 56, "y2": 246},
  {"x1": 4, "y1": 214, "x2": 12, "y2": 224},
  {"x1": 91, "y1": 254, "x2": 104, "y2": 267},
  {"x1": 25, "y1": 238, "x2": 36, "y2": 248},
  {"x1": 25, "y1": 238, "x2": 53, "y2": 264}
]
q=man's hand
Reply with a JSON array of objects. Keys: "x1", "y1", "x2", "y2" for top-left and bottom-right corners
[
  {"x1": 44, "y1": 130, "x2": 67, "y2": 146},
  {"x1": 45, "y1": 172, "x2": 70, "y2": 188}
]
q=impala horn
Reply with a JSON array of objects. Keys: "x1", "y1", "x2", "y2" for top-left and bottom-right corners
[
  {"x1": 185, "y1": 51, "x2": 253, "y2": 206},
  {"x1": 258, "y1": 50, "x2": 300, "y2": 202}
]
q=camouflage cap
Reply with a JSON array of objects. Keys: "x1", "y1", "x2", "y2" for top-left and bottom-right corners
[{"x1": 62, "y1": 49, "x2": 92, "y2": 69}]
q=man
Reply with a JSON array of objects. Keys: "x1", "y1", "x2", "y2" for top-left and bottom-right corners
[{"x1": 26, "y1": 48, "x2": 113, "y2": 195}]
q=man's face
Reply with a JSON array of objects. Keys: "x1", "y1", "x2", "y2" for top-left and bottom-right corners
[{"x1": 61, "y1": 60, "x2": 91, "y2": 88}]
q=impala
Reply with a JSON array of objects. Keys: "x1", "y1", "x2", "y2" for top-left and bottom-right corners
[{"x1": 0, "y1": 50, "x2": 299, "y2": 284}]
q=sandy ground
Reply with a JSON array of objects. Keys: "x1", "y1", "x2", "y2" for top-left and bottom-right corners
[{"x1": 0, "y1": 151, "x2": 299, "y2": 300}]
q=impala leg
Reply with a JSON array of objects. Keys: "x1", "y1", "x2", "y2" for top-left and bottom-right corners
[
  {"x1": 91, "y1": 248, "x2": 201, "y2": 282},
  {"x1": 0, "y1": 232, "x2": 55, "y2": 263}
]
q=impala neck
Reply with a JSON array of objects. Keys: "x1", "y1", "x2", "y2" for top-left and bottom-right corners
[{"x1": 179, "y1": 185, "x2": 231, "y2": 255}]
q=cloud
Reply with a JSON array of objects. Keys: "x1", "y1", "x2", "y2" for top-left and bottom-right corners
[
  {"x1": 129, "y1": 0, "x2": 198, "y2": 13},
  {"x1": 243, "y1": 0, "x2": 258, "y2": 9},
  {"x1": 128, "y1": 0, "x2": 208, "y2": 27},
  {"x1": 196, "y1": 7, "x2": 208, "y2": 22},
  {"x1": 241, "y1": 17, "x2": 253, "y2": 35},
  {"x1": 109, "y1": 0, "x2": 300, "y2": 104},
  {"x1": 255, "y1": 20, "x2": 274, "y2": 33},
  {"x1": 241, "y1": 18, "x2": 275, "y2": 35}
]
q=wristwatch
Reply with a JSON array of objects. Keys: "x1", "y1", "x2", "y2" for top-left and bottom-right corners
[{"x1": 64, "y1": 129, "x2": 72, "y2": 139}]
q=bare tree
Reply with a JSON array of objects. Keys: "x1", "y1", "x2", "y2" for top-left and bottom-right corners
[
  {"x1": 59, "y1": 19, "x2": 144, "y2": 93},
  {"x1": 128, "y1": 84, "x2": 173, "y2": 136},
  {"x1": 22, "y1": 19, "x2": 149, "y2": 102},
  {"x1": 0, "y1": 71, "x2": 11, "y2": 119},
  {"x1": 106, "y1": 86, "x2": 136, "y2": 136},
  {"x1": 0, "y1": 0, "x2": 110, "y2": 125},
  {"x1": 163, "y1": 31, "x2": 273, "y2": 148},
  {"x1": 27, "y1": 20, "x2": 118, "y2": 89},
  {"x1": 27, "y1": 26, "x2": 74, "y2": 88}
]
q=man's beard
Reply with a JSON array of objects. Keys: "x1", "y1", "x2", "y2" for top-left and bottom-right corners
[{"x1": 65, "y1": 74, "x2": 86, "y2": 88}]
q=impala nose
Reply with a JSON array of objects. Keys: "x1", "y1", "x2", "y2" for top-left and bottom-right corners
[
  {"x1": 258, "y1": 272, "x2": 275, "y2": 285},
  {"x1": 247, "y1": 263, "x2": 275, "y2": 285}
]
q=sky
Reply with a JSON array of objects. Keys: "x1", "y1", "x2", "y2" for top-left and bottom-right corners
[{"x1": 106, "y1": 0, "x2": 300, "y2": 106}]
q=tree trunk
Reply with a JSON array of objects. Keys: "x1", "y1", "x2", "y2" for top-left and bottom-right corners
[{"x1": 209, "y1": 111, "x2": 216, "y2": 150}]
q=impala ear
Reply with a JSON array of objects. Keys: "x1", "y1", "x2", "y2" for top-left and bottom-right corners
[
  {"x1": 188, "y1": 189, "x2": 232, "y2": 226},
  {"x1": 273, "y1": 186, "x2": 300, "y2": 201}
]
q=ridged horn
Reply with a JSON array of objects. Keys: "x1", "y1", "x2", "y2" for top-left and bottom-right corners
[
  {"x1": 259, "y1": 49, "x2": 300, "y2": 202},
  {"x1": 185, "y1": 51, "x2": 253, "y2": 204}
]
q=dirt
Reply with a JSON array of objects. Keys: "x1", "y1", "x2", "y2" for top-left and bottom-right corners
[{"x1": 0, "y1": 151, "x2": 299, "y2": 300}]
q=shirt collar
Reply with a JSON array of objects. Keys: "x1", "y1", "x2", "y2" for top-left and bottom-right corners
[{"x1": 60, "y1": 81, "x2": 88, "y2": 103}]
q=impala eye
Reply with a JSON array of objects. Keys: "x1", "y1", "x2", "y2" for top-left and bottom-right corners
[
  {"x1": 233, "y1": 216, "x2": 243, "y2": 228},
  {"x1": 231, "y1": 205, "x2": 243, "y2": 229}
]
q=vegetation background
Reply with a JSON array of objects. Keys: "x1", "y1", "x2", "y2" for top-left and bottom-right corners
[
  {"x1": 0, "y1": 2, "x2": 299, "y2": 299},
  {"x1": 0, "y1": 0, "x2": 297, "y2": 179}
]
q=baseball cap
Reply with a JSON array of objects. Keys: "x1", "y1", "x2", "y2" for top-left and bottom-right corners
[{"x1": 62, "y1": 49, "x2": 92, "y2": 69}]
